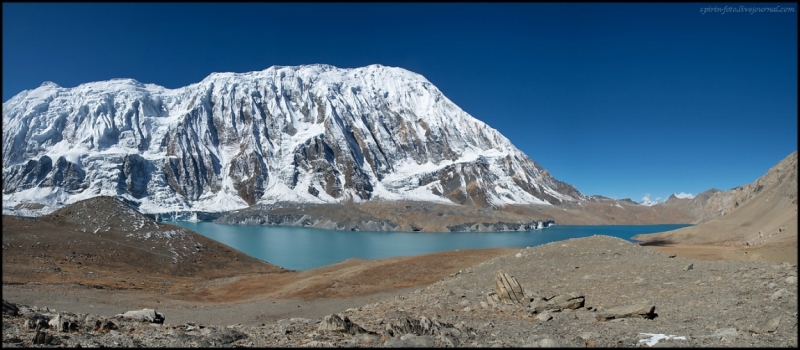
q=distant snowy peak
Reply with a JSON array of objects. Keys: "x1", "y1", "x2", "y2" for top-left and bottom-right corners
[
  {"x1": 3, "y1": 64, "x2": 586, "y2": 215},
  {"x1": 673, "y1": 192, "x2": 695, "y2": 199},
  {"x1": 639, "y1": 194, "x2": 662, "y2": 206}
]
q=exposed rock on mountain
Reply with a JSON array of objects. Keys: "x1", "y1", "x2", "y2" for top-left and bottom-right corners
[
  {"x1": 694, "y1": 152, "x2": 796, "y2": 224},
  {"x1": 3, "y1": 65, "x2": 585, "y2": 215},
  {"x1": 660, "y1": 189, "x2": 721, "y2": 222}
]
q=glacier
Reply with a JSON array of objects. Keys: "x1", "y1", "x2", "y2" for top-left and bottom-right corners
[{"x1": 3, "y1": 64, "x2": 585, "y2": 215}]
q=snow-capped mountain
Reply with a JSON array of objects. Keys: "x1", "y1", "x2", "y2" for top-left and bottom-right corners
[{"x1": 3, "y1": 64, "x2": 585, "y2": 215}]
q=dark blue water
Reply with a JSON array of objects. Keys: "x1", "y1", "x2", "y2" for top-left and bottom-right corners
[{"x1": 170, "y1": 222, "x2": 690, "y2": 270}]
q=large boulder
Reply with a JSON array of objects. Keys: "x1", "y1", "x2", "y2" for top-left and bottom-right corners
[
  {"x1": 527, "y1": 293, "x2": 585, "y2": 314},
  {"x1": 2, "y1": 300, "x2": 19, "y2": 316},
  {"x1": 318, "y1": 314, "x2": 369, "y2": 335},
  {"x1": 493, "y1": 270, "x2": 526, "y2": 305},
  {"x1": 547, "y1": 292, "x2": 585, "y2": 310},
  {"x1": 115, "y1": 308, "x2": 165, "y2": 324}
]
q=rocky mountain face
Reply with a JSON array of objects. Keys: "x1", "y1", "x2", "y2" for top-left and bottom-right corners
[
  {"x1": 3, "y1": 65, "x2": 585, "y2": 215},
  {"x1": 635, "y1": 151, "x2": 798, "y2": 254},
  {"x1": 659, "y1": 188, "x2": 721, "y2": 223},
  {"x1": 691, "y1": 152, "x2": 798, "y2": 224}
]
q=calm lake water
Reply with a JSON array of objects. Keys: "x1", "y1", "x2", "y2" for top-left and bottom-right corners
[{"x1": 169, "y1": 222, "x2": 690, "y2": 270}]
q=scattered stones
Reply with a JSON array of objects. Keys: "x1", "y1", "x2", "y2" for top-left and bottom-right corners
[
  {"x1": 537, "y1": 311, "x2": 553, "y2": 321},
  {"x1": 751, "y1": 316, "x2": 781, "y2": 334},
  {"x1": 786, "y1": 276, "x2": 797, "y2": 285},
  {"x1": 684, "y1": 263, "x2": 694, "y2": 271},
  {"x1": 101, "y1": 320, "x2": 119, "y2": 332},
  {"x1": 1, "y1": 236, "x2": 796, "y2": 348},
  {"x1": 486, "y1": 293, "x2": 502, "y2": 307},
  {"x1": 32, "y1": 330, "x2": 58, "y2": 345},
  {"x1": 712, "y1": 327, "x2": 739, "y2": 341},
  {"x1": 596, "y1": 302, "x2": 657, "y2": 321},
  {"x1": 547, "y1": 292, "x2": 585, "y2": 310},
  {"x1": 528, "y1": 293, "x2": 585, "y2": 314},
  {"x1": 383, "y1": 315, "x2": 460, "y2": 338},
  {"x1": 48, "y1": 314, "x2": 66, "y2": 332},
  {"x1": 438, "y1": 334, "x2": 460, "y2": 347},
  {"x1": 538, "y1": 338, "x2": 560, "y2": 347},
  {"x1": 769, "y1": 288, "x2": 794, "y2": 301}
]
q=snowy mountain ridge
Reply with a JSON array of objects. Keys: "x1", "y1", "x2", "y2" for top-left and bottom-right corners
[{"x1": 3, "y1": 64, "x2": 585, "y2": 215}]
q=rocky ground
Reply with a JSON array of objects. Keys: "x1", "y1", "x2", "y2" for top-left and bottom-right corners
[{"x1": 3, "y1": 235, "x2": 797, "y2": 347}]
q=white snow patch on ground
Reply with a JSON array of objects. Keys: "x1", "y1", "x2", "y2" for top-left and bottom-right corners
[{"x1": 638, "y1": 333, "x2": 686, "y2": 347}]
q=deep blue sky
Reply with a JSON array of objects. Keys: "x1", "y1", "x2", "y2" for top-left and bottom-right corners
[{"x1": 3, "y1": 3, "x2": 797, "y2": 203}]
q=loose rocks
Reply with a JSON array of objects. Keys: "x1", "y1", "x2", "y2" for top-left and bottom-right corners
[{"x1": 596, "y1": 302, "x2": 657, "y2": 321}]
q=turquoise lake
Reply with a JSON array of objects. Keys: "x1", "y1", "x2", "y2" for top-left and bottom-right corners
[{"x1": 169, "y1": 222, "x2": 690, "y2": 270}]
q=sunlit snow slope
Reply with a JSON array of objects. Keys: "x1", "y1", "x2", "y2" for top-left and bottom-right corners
[{"x1": 3, "y1": 64, "x2": 585, "y2": 215}]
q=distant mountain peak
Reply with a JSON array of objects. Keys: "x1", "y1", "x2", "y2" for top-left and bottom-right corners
[
  {"x1": 673, "y1": 192, "x2": 695, "y2": 199},
  {"x1": 39, "y1": 81, "x2": 61, "y2": 88}
]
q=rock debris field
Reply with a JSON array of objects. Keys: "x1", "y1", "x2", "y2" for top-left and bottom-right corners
[{"x1": 3, "y1": 235, "x2": 797, "y2": 347}]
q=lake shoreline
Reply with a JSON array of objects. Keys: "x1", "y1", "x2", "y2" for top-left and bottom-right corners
[{"x1": 170, "y1": 221, "x2": 692, "y2": 270}]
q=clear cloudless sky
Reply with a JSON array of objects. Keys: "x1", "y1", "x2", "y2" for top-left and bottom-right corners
[{"x1": 3, "y1": 3, "x2": 797, "y2": 203}]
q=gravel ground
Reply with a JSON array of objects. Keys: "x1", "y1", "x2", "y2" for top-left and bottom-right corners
[{"x1": 3, "y1": 235, "x2": 797, "y2": 347}]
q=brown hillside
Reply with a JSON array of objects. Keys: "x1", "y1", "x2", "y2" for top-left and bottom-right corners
[
  {"x1": 635, "y1": 151, "x2": 798, "y2": 263},
  {"x1": 2, "y1": 196, "x2": 285, "y2": 290}
]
